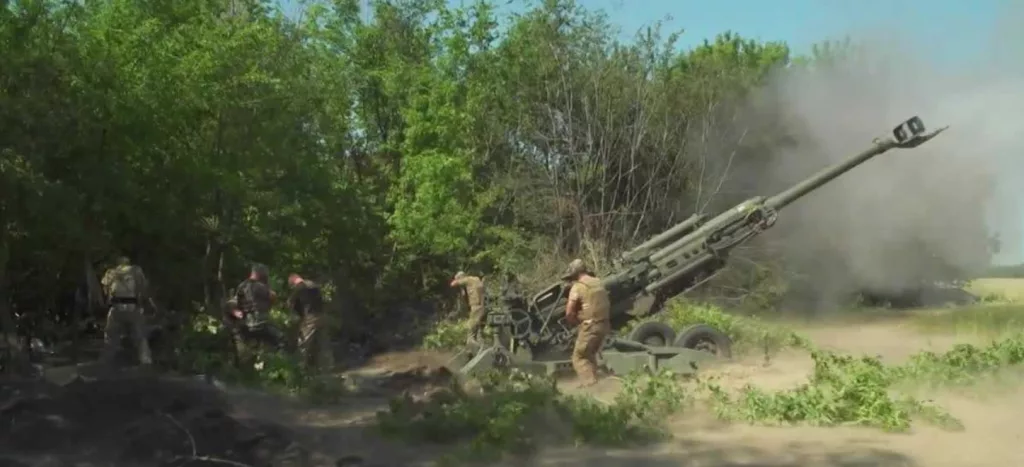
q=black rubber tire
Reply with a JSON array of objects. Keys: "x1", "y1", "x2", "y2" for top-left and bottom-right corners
[
  {"x1": 674, "y1": 324, "x2": 733, "y2": 359},
  {"x1": 628, "y1": 321, "x2": 677, "y2": 347}
]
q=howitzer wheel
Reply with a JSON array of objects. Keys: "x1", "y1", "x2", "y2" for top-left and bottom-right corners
[
  {"x1": 505, "y1": 308, "x2": 533, "y2": 340},
  {"x1": 628, "y1": 321, "x2": 676, "y2": 347},
  {"x1": 674, "y1": 324, "x2": 732, "y2": 359}
]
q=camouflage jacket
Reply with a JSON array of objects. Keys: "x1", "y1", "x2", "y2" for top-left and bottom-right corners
[
  {"x1": 234, "y1": 278, "x2": 273, "y2": 325},
  {"x1": 101, "y1": 264, "x2": 148, "y2": 301}
]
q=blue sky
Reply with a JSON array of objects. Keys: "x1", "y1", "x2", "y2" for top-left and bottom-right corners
[
  {"x1": 282, "y1": 0, "x2": 1008, "y2": 57},
  {"x1": 583, "y1": 0, "x2": 1003, "y2": 58}
]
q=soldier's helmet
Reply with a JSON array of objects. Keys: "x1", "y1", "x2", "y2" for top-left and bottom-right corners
[
  {"x1": 116, "y1": 255, "x2": 131, "y2": 266},
  {"x1": 251, "y1": 263, "x2": 270, "y2": 282},
  {"x1": 453, "y1": 271, "x2": 466, "y2": 281},
  {"x1": 560, "y1": 258, "x2": 587, "y2": 281}
]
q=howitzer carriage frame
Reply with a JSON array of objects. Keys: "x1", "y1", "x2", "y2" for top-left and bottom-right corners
[{"x1": 450, "y1": 116, "x2": 949, "y2": 379}]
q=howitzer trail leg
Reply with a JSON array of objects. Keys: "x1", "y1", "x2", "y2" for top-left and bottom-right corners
[{"x1": 457, "y1": 344, "x2": 513, "y2": 377}]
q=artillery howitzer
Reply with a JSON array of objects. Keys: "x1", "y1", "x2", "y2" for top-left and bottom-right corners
[{"x1": 452, "y1": 116, "x2": 948, "y2": 378}]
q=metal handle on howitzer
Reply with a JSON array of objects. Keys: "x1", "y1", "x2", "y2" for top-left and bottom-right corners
[{"x1": 765, "y1": 116, "x2": 949, "y2": 210}]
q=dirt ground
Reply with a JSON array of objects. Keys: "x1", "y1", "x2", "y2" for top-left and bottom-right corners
[
  {"x1": 533, "y1": 322, "x2": 1024, "y2": 467},
  {"x1": 256, "y1": 320, "x2": 1024, "y2": 467},
  {"x1": 4, "y1": 319, "x2": 1022, "y2": 466}
]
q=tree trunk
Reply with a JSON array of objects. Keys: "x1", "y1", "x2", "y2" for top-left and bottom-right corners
[{"x1": 0, "y1": 236, "x2": 31, "y2": 375}]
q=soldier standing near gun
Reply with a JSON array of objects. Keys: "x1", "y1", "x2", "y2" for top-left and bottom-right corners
[
  {"x1": 450, "y1": 271, "x2": 486, "y2": 345},
  {"x1": 98, "y1": 255, "x2": 153, "y2": 367},
  {"x1": 562, "y1": 259, "x2": 610, "y2": 388},
  {"x1": 227, "y1": 263, "x2": 283, "y2": 367},
  {"x1": 287, "y1": 273, "x2": 333, "y2": 373}
]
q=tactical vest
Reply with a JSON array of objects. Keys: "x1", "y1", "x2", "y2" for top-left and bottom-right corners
[
  {"x1": 573, "y1": 276, "x2": 611, "y2": 322},
  {"x1": 236, "y1": 279, "x2": 272, "y2": 316}
]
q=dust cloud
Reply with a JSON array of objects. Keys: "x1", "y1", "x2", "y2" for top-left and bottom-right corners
[{"x1": 738, "y1": 21, "x2": 1024, "y2": 309}]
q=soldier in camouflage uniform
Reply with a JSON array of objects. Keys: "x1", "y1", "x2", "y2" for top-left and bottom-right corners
[
  {"x1": 287, "y1": 274, "x2": 333, "y2": 373},
  {"x1": 450, "y1": 271, "x2": 486, "y2": 345},
  {"x1": 562, "y1": 259, "x2": 610, "y2": 387},
  {"x1": 227, "y1": 263, "x2": 283, "y2": 366},
  {"x1": 99, "y1": 256, "x2": 153, "y2": 367}
]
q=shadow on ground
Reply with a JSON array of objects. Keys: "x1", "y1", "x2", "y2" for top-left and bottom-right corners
[
  {"x1": 489, "y1": 438, "x2": 916, "y2": 467},
  {"x1": 1, "y1": 349, "x2": 923, "y2": 467}
]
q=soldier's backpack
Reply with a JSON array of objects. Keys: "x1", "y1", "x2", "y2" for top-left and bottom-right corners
[{"x1": 107, "y1": 265, "x2": 140, "y2": 299}]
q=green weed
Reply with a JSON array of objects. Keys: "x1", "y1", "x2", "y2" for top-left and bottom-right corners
[
  {"x1": 703, "y1": 351, "x2": 963, "y2": 432},
  {"x1": 171, "y1": 312, "x2": 347, "y2": 402},
  {"x1": 421, "y1": 319, "x2": 471, "y2": 350},
  {"x1": 375, "y1": 368, "x2": 689, "y2": 463},
  {"x1": 893, "y1": 334, "x2": 1024, "y2": 387}
]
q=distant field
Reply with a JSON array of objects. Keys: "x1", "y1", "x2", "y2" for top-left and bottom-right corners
[{"x1": 968, "y1": 278, "x2": 1024, "y2": 301}]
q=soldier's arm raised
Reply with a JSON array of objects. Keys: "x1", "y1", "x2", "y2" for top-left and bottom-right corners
[
  {"x1": 99, "y1": 269, "x2": 114, "y2": 301},
  {"x1": 100, "y1": 269, "x2": 113, "y2": 290}
]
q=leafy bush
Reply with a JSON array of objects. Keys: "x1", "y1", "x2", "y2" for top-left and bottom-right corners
[
  {"x1": 376, "y1": 369, "x2": 689, "y2": 462},
  {"x1": 422, "y1": 319, "x2": 471, "y2": 350},
  {"x1": 701, "y1": 334, "x2": 1024, "y2": 432},
  {"x1": 893, "y1": 334, "x2": 1024, "y2": 387},
  {"x1": 564, "y1": 369, "x2": 689, "y2": 445},
  {"x1": 703, "y1": 351, "x2": 962, "y2": 432},
  {"x1": 171, "y1": 311, "x2": 346, "y2": 401}
]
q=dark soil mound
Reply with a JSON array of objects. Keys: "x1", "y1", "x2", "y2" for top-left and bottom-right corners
[{"x1": 0, "y1": 373, "x2": 308, "y2": 467}]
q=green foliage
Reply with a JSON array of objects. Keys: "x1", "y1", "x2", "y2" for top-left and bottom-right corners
[
  {"x1": 0, "y1": 0, "x2": 823, "y2": 334},
  {"x1": 704, "y1": 351, "x2": 961, "y2": 432},
  {"x1": 624, "y1": 299, "x2": 810, "y2": 354},
  {"x1": 1, "y1": 0, "x2": 997, "y2": 407},
  {"x1": 376, "y1": 369, "x2": 688, "y2": 462},
  {"x1": 703, "y1": 334, "x2": 1024, "y2": 432},
  {"x1": 562, "y1": 369, "x2": 688, "y2": 445},
  {"x1": 173, "y1": 313, "x2": 234, "y2": 376},
  {"x1": 170, "y1": 311, "x2": 347, "y2": 402},
  {"x1": 421, "y1": 318, "x2": 471, "y2": 350},
  {"x1": 893, "y1": 335, "x2": 1024, "y2": 387}
]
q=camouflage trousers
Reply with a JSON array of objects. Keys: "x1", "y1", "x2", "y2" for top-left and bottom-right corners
[
  {"x1": 466, "y1": 305, "x2": 486, "y2": 345},
  {"x1": 297, "y1": 314, "x2": 333, "y2": 373},
  {"x1": 100, "y1": 304, "x2": 152, "y2": 366},
  {"x1": 571, "y1": 319, "x2": 610, "y2": 386},
  {"x1": 230, "y1": 317, "x2": 284, "y2": 368}
]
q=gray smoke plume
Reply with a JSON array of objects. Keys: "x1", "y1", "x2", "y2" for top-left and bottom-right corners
[{"x1": 735, "y1": 23, "x2": 1024, "y2": 309}]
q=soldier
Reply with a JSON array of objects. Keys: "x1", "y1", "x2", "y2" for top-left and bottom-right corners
[
  {"x1": 562, "y1": 258, "x2": 610, "y2": 388},
  {"x1": 228, "y1": 263, "x2": 283, "y2": 366},
  {"x1": 450, "y1": 271, "x2": 486, "y2": 345},
  {"x1": 286, "y1": 273, "x2": 333, "y2": 373},
  {"x1": 98, "y1": 255, "x2": 153, "y2": 367}
]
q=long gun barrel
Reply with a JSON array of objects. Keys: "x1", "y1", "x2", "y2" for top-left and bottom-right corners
[
  {"x1": 766, "y1": 117, "x2": 948, "y2": 210},
  {"x1": 604, "y1": 116, "x2": 949, "y2": 317}
]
